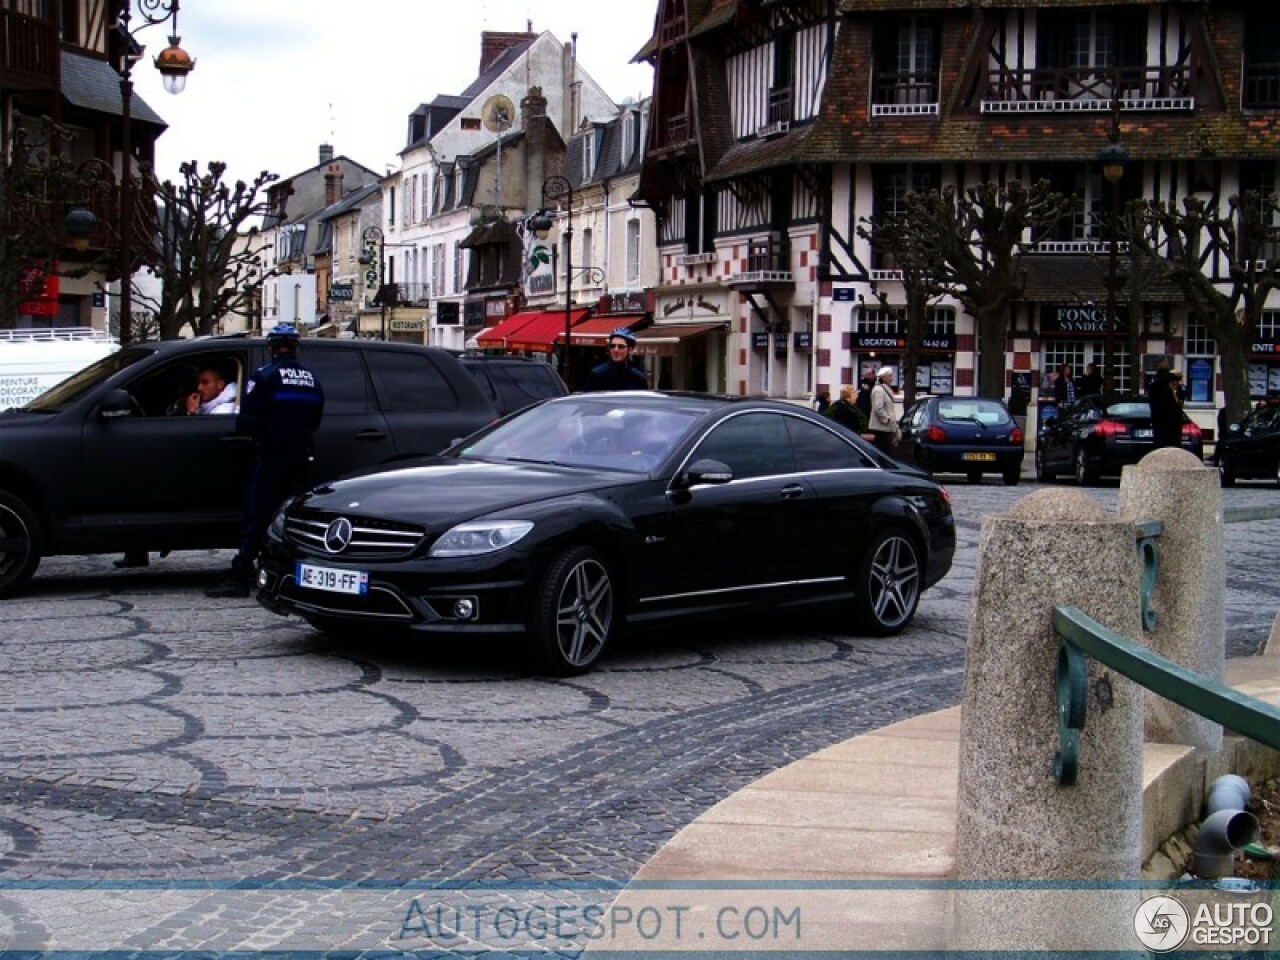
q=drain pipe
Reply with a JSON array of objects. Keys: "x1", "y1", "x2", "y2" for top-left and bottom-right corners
[{"x1": 1194, "y1": 775, "x2": 1260, "y2": 880}]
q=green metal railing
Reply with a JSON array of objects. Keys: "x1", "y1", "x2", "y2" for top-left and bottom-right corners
[{"x1": 1053, "y1": 503, "x2": 1280, "y2": 786}]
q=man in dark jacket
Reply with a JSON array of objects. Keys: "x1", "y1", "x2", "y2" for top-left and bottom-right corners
[
  {"x1": 208, "y1": 324, "x2": 325, "y2": 598},
  {"x1": 582, "y1": 329, "x2": 648, "y2": 392},
  {"x1": 1147, "y1": 360, "x2": 1184, "y2": 450}
]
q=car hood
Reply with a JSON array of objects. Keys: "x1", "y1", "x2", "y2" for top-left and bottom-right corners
[{"x1": 298, "y1": 457, "x2": 634, "y2": 525}]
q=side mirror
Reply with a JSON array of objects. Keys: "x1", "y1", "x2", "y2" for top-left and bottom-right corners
[
  {"x1": 99, "y1": 388, "x2": 135, "y2": 419},
  {"x1": 676, "y1": 458, "x2": 733, "y2": 488}
]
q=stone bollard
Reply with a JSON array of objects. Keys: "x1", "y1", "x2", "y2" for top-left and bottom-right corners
[
  {"x1": 951, "y1": 489, "x2": 1143, "y2": 951},
  {"x1": 1118, "y1": 447, "x2": 1224, "y2": 749}
]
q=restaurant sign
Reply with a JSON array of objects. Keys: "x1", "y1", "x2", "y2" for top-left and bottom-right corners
[{"x1": 1041, "y1": 303, "x2": 1129, "y2": 335}]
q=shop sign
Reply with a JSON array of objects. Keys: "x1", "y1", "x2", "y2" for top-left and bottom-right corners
[
  {"x1": 852, "y1": 334, "x2": 906, "y2": 350},
  {"x1": 18, "y1": 263, "x2": 58, "y2": 316},
  {"x1": 601, "y1": 291, "x2": 646, "y2": 315},
  {"x1": 1041, "y1": 303, "x2": 1129, "y2": 335},
  {"x1": 833, "y1": 288, "x2": 857, "y2": 302},
  {"x1": 751, "y1": 332, "x2": 770, "y2": 349},
  {"x1": 660, "y1": 292, "x2": 726, "y2": 320},
  {"x1": 390, "y1": 318, "x2": 426, "y2": 332},
  {"x1": 486, "y1": 298, "x2": 508, "y2": 318},
  {"x1": 1251, "y1": 341, "x2": 1280, "y2": 354},
  {"x1": 524, "y1": 234, "x2": 556, "y2": 297},
  {"x1": 436, "y1": 302, "x2": 460, "y2": 326},
  {"x1": 329, "y1": 282, "x2": 354, "y2": 302},
  {"x1": 793, "y1": 331, "x2": 812, "y2": 350}
]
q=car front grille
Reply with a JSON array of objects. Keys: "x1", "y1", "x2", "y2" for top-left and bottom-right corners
[{"x1": 285, "y1": 508, "x2": 425, "y2": 559}]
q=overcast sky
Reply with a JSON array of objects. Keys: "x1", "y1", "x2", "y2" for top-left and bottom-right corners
[{"x1": 132, "y1": 1, "x2": 656, "y2": 186}]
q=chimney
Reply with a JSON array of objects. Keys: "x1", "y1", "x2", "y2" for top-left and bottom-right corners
[
  {"x1": 521, "y1": 85, "x2": 548, "y2": 130},
  {"x1": 324, "y1": 163, "x2": 343, "y2": 207},
  {"x1": 522, "y1": 87, "x2": 552, "y2": 210},
  {"x1": 479, "y1": 30, "x2": 536, "y2": 75},
  {"x1": 318, "y1": 143, "x2": 334, "y2": 164}
]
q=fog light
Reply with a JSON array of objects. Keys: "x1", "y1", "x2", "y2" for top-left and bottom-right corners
[{"x1": 453, "y1": 598, "x2": 475, "y2": 619}]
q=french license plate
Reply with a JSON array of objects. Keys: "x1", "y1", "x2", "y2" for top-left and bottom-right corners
[
  {"x1": 296, "y1": 562, "x2": 368, "y2": 595},
  {"x1": 962, "y1": 452, "x2": 996, "y2": 462},
  {"x1": 1134, "y1": 428, "x2": 1153, "y2": 439}
]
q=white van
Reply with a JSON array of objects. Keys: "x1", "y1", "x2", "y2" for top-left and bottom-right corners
[{"x1": 0, "y1": 328, "x2": 119, "y2": 410}]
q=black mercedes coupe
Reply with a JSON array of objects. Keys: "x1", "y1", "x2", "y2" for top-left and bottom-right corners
[{"x1": 256, "y1": 392, "x2": 956, "y2": 674}]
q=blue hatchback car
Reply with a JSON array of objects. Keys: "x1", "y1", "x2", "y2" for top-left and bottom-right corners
[{"x1": 894, "y1": 395, "x2": 1025, "y2": 485}]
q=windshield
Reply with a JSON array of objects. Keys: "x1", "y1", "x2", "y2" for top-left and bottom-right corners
[
  {"x1": 458, "y1": 397, "x2": 704, "y2": 472},
  {"x1": 23, "y1": 349, "x2": 151, "y2": 412},
  {"x1": 937, "y1": 399, "x2": 1011, "y2": 425}
]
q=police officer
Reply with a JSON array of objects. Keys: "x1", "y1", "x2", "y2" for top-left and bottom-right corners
[
  {"x1": 582, "y1": 328, "x2": 648, "y2": 391},
  {"x1": 207, "y1": 324, "x2": 325, "y2": 598}
]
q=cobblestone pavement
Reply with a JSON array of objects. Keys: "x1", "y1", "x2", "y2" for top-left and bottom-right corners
[{"x1": 1, "y1": 480, "x2": 1277, "y2": 952}]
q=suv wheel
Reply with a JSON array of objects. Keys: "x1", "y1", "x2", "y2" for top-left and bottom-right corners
[
  {"x1": 1075, "y1": 448, "x2": 1097, "y2": 486},
  {"x1": 0, "y1": 491, "x2": 42, "y2": 597}
]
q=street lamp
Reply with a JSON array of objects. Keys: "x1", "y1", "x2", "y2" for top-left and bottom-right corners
[
  {"x1": 115, "y1": 0, "x2": 196, "y2": 345},
  {"x1": 1098, "y1": 131, "x2": 1128, "y2": 394},
  {"x1": 530, "y1": 175, "x2": 604, "y2": 386}
]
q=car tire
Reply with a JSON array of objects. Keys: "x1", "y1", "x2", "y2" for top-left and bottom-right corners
[
  {"x1": 1217, "y1": 456, "x2": 1236, "y2": 488},
  {"x1": 0, "y1": 490, "x2": 42, "y2": 598},
  {"x1": 852, "y1": 528, "x2": 921, "y2": 637},
  {"x1": 1075, "y1": 448, "x2": 1097, "y2": 486},
  {"x1": 1002, "y1": 468, "x2": 1020, "y2": 486},
  {"x1": 1035, "y1": 448, "x2": 1055, "y2": 482},
  {"x1": 528, "y1": 545, "x2": 616, "y2": 675}
]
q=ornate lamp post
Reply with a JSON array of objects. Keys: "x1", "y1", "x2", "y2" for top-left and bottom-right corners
[
  {"x1": 115, "y1": 0, "x2": 196, "y2": 345},
  {"x1": 1098, "y1": 132, "x2": 1128, "y2": 394},
  {"x1": 530, "y1": 175, "x2": 604, "y2": 386}
]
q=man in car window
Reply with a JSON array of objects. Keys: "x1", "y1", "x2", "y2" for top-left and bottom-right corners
[
  {"x1": 207, "y1": 325, "x2": 325, "y2": 598},
  {"x1": 183, "y1": 366, "x2": 238, "y2": 415},
  {"x1": 582, "y1": 329, "x2": 648, "y2": 392}
]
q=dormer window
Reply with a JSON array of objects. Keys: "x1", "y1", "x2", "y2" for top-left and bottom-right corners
[
  {"x1": 582, "y1": 131, "x2": 596, "y2": 181},
  {"x1": 620, "y1": 111, "x2": 634, "y2": 164},
  {"x1": 454, "y1": 166, "x2": 465, "y2": 205}
]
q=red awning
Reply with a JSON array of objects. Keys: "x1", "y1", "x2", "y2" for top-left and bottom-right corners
[
  {"x1": 507, "y1": 309, "x2": 591, "y2": 353},
  {"x1": 475, "y1": 311, "x2": 543, "y2": 349},
  {"x1": 565, "y1": 314, "x2": 646, "y2": 344}
]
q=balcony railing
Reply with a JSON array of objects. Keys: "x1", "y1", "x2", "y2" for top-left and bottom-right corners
[
  {"x1": 1244, "y1": 62, "x2": 1280, "y2": 109},
  {"x1": 767, "y1": 86, "x2": 793, "y2": 125},
  {"x1": 665, "y1": 113, "x2": 693, "y2": 149},
  {"x1": 0, "y1": 9, "x2": 57, "y2": 90},
  {"x1": 373, "y1": 282, "x2": 432, "y2": 308},
  {"x1": 980, "y1": 65, "x2": 1194, "y2": 113},
  {"x1": 871, "y1": 71, "x2": 940, "y2": 116}
]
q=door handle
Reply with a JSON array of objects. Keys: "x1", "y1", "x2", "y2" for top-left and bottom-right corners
[
  {"x1": 356, "y1": 429, "x2": 388, "y2": 442},
  {"x1": 780, "y1": 483, "x2": 805, "y2": 499},
  {"x1": 221, "y1": 434, "x2": 251, "y2": 449}
]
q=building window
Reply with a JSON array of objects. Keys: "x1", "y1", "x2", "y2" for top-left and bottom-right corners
[
  {"x1": 453, "y1": 242, "x2": 465, "y2": 294},
  {"x1": 583, "y1": 132, "x2": 595, "y2": 181},
  {"x1": 581, "y1": 227, "x2": 593, "y2": 272},
  {"x1": 1184, "y1": 313, "x2": 1217, "y2": 404},
  {"x1": 432, "y1": 244, "x2": 446, "y2": 298},
  {"x1": 626, "y1": 219, "x2": 641, "y2": 284},
  {"x1": 387, "y1": 187, "x2": 396, "y2": 227},
  {"x1": 620, "y1": 112, "x2": 634, "y2": 164}
]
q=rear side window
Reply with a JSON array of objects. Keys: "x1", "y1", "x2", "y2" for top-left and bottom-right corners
[
  {"x1": 302, "y1": 348, "x2": 372, "y2": 414},
  {"x1": 487, "y1": 362, "x2": 562, "y2": 412},
  {"x1": 366, "y1": 351, "x2": 458, "y2": 411},
  {"x1": 693, "y1": 412, "x2": 795, "y2": 479},
  {"x1": 786, "y1": 416, "x2": 878, "y2": 471}
]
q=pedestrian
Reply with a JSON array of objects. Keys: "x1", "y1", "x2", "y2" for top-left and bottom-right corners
[
  {"x1": 582, "y1": 329, "x2": 648, "y2": 392},
  {"x1": 825, "y1": 385, "x2": 867, "y2": 434},
  {"x1": 1077, "y1": 362, "x2": 1102, "y2": 397},
  {"x1": 855, "y1": 372, "x2": 875, "y2": 420},
  {"x1": 868, "y1": 366, "x2": 900, "y2": 453},
  {"x1": 813, "y1": 388, "x2": 830, "y2": 412},
  {"x1": 207, "y1": 324, "x2": 325, "y2": 598},
  {"x1": 1147, "y1": 359, "x2": 1183, "y2": 450},
  {"x1": 1053, "y1": 363, "x2": 1077, "y2": 405}
]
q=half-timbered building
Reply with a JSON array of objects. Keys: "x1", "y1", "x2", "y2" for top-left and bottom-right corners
[{"x1": 638, "y1": 0, "x2": 1280, "y2": 442}]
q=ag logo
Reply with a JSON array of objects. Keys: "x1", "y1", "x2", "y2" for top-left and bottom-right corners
[{"x1": 1134, "y1": 894, "x2": 1190, "y2": 952}]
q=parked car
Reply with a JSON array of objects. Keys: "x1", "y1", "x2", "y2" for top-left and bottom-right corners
[
  {"x1": 1035, "y1": 394, "x2": 1204, "y2": 485},
  {"x1": 456, "y1": 354, "x2": 568, "y2": 416},
  {"x1": 0, "y1": 337, "x2": 498, "y2": 596},
  {"x1": 1215, "y1": 401, "x2": 1280, "y2": 487},
  {"x1": 256, "y1": 392, "x2": 957, "y2": 674},
  {"x1": 894, "y1": 395, "x2": 1024, "y2": 485}
]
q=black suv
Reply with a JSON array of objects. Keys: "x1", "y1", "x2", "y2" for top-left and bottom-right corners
[
  {"x1": 455, "y1": 354, "x2": 568, "y2": 416},
  {"x1": 0, "y1": 337, "x2": 498, "y2": 595}
]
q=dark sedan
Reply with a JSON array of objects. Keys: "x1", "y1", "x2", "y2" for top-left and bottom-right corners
[
  {"x1": 1035, "y1": 394, "x2": 1204, "y2": 485},
  {"x1": 894, "y1": 395, "x2": 1024, "y2": 485},
  {"x1": 1216, "y1": 402, "x2": 1280, "y2": 487},
  {"x1": 256, "y1": 393, "x2": 956, "y2": 674}
]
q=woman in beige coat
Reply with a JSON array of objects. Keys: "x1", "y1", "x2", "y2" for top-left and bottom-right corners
[{"x1": 868, "y1": 366, "x2": 899, "y2": 453}]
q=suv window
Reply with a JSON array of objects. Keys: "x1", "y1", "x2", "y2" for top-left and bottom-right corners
[
  {"x1": 127, "y1": 351, "x2": 245, "y2": 417},
  {"x1": 301, "y1": 348, "x2": 372, "y2": 414},
  {"x1": 366, "y1": 350, "x2": 458, "y2": 411},
  {"x1": 460, "y1": 358, "x2": 566, "y2": 416}
]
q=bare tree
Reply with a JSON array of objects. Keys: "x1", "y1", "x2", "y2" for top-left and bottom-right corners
[
  {"x1": 897, "y1": 181, "x2": 1073, "y2": 398},
  {"x1": 135, "y1": 161, "x2": 279, "y2": 339},
  {"x1": 1127, "y1": 191, "x2": 1280, "y2": 427}
]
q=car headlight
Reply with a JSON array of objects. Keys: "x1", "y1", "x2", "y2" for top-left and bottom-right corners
[
  {"x1": 267, "y1": 502, "x2": 290, "y2": 540},
  {"x1": 429, "y1": 520, "x2": 534, "y2": 557}
]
